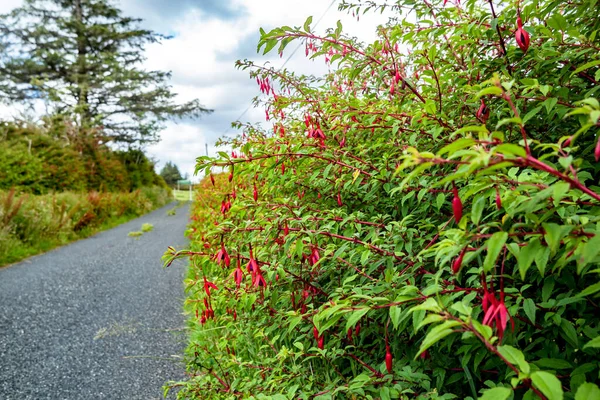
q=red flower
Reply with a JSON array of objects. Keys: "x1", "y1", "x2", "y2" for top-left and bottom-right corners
[
  {"x1": 232, "y1": 261, "x2": 244, "y2": 288},
  {"x1": 452, "y1": 247, "x2": 467, "y2": 274},
  {"x1": 481, "y1": 278, "x2": 514, "y2": 341},
  {"x1": 215, "y1": 244, "x2": 231, "y2": 267},
  {"x1": 476, "y1": 99, "x2": 490, "y2": 123},
  {"x1": 385, "y1": 345, "x2": 393, "y2": 374},
  {"x1": 253, "y1": 184, "x2": 258, "y2": 201},
  {"x1": 203, "y1": 276, "x2": 218, "y2": 297},
  {"x1": 452, "y1": 183, "x2": 463, "y2": 222},
  {"x1": 317, "y1": 334, "x2": 324, "y2": 349},
  {"x1": 595, "y1": 137, "x2": 600, "y2": 162},
  {"x1": 515, "y1": 17, "x2": 530, "y2": 52},
  {"x1": 495, "y1": 188, "x2": 502, "y2": 210},
  {"x1": 252, "y1": 269, "x2": 266, "y2": 288},
  {"x1": 309, "y1": 247, "x2": 320, "y2": 266},
  {"x1": 246, "y1": 252, "x2": 258, "y2": 274}
]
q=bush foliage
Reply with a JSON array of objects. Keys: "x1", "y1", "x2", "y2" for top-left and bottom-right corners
[
  {"x1": 167, "y1": 0, "x2": 600, "y2": 398},
  {"x1": 0, "y1": 120, "x2": 168, "y2": 194},
  {"x1": 0, "y1": 186, "x2": 172, "y2": 266}
]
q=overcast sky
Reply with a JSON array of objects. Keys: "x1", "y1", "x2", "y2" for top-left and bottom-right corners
[{"x1": 0, "y1": 0, "x2": 385, "y2": 181}]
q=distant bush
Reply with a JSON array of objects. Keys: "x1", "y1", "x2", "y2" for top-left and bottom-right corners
[
  {"x1": 0, "y1": 119, "x2": 167, "y2": 193},
  {"x1": 0, "y1": 186, "x2": 172, "y2": 266}
]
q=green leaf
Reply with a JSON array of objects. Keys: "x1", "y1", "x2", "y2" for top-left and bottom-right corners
[
  {"x1": 559, "y1": 320, "x2": 579, "y2": 348},
  {"x1": 543, "y1": 223, "x2": 572, "y2": 254},
  {"x1": 483, "y1": 232, "x2": 508, "y2": 272},
  {"x1": 471, "y1": 196, "x2": 485, "y2": 225},
  {"x1": 451, "y1": 302, "x2": 472, "y2": 316},
  {"x1": 578, "y1": 234, "x2": 600, "y2": 271},
  {"x1": 523, "y1": 298, "x2": 536, "y2": 325},
  {"x1": 579, "y1": 282, "x2": 600, "y2": 297},
  {"x1": 530, "y1": 371, "x2": 564, "y2": 400},
  {"x1": 410, "y1": 297, "x2": 442, "y2": 313},
  {"x1": 497, "y1": 345, "x2": 530, "y2": 374},
  {"x1": 575, "y1": 383, "x2": 600, "y2": 400},
  {"x1": 415, "y1": 320, "x2": 461, "y2": 359},
  {"x1": 535, "y1": 246, "x2": 551, "y2": 276},
  {"x1": 479, "y1": 387, "x2": 512, "y2": 400},
  {"x1": 389, "y1": 306, "x2": 402, "y2": 329},
  {"x1": 438, "y1": 138, "x2": 476, "y2": 155},
  {"x1": 543, "y1": 98, "x2": 559, "y2": 114},
  {"x1": 345, "y1": 308, "x2": 370, "y2": 331},
  {"x1": 495, "y1": 143, "x2": 527, "y2": 158},
  {"x1": 552, "y1": 182, "x2": 570, "y2": 205},
  {"x1": 582, "y1": 336, "x2": 600, "y2": 349},
  {"x1": 522, "y1": 106, "x2": 542, "y2": 124},
  {"x1": 571, "y1": 60, "x2": 600, "y2": 76},
  {"x1": 477, "y1": 86, "x2": 503, "y2": 97},
  {"x1": 519, "y1": 239, "x2": 542, "y2": 279},
  {"x1": 303, "y1": 15, "x2": 313, "y2": 31}
]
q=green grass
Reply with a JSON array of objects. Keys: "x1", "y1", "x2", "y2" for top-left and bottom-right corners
[
  {"x1": 173, "y1": 189, "x2": 193, "y2": 202},
  {"x1": 0, "y1": 187, "x2": 172, "y2": 268}
]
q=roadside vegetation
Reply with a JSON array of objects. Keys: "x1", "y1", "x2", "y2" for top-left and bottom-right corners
[
  {"x1": 165, "y1": 0, "x2": 600, "y2": 398},
  {"x1": 0, "y1": 186, "x2": 171, "y2": 266}
]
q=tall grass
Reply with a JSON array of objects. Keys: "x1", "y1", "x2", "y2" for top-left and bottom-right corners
[{"x1": 0, "y1": 186, "x2": 172, "y2": 266}]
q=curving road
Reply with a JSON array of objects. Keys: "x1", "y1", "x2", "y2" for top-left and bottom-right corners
[{"x1": 0, "y1": 202, "x2": 190, "y2": 399}]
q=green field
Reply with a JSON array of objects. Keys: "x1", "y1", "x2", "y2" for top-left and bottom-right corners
[{"x1": 172, "y1": 189, "x2": 193, "y2": 202}]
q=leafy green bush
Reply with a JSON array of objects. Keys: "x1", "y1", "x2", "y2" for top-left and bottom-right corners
[
  {"x1": 167, "y1": 0, "x2": 600, "y2": 398},
  {"x1": 0, "y1": 186, "x2": 171, "y2": 266},
  {"x1": 0, "y1": 120, "x2": 166, "y2": 193}
]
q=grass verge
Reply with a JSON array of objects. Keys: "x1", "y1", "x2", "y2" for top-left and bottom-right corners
[{"x1": 0, "y1": 186, "x2": 172, "y2": 267}]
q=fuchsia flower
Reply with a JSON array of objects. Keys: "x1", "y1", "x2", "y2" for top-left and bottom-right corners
[
  {"x1": 481, "y1": 277, "x2": 514, "y2": 341},
  {"x1": 253, "y1": 184, "x2": 258, "y2": 201},
  {"x1": 452, "y1": 183, "x2": 463, "y2": 222},
  {"x1": 203, "y1": 276, "x2": 218, "y2": 297},
  {"x1": 385, "y1": 344, "x2": 393, "y2": 373},
  {"x1": 452, "y1": 247, "x2": 467, "y2": 274},
  {"x1": 232, "y1": 262, "x2": 244, "y2": 288},
  {"x1": 476, "y1": 99, "x2": 490, "y2": 123},
  {"x1": 495, "y1": 188, "x2": 502, "y2": 210},
  {"x1": 252, "y1": 268, "x2": 266, "y2": 287},
  {"x1": 215, "y1": 244, "x2": 231, "y2": 267},
  {"x1": 308, "y1": 247, "x2": 320, "y2": 266},
  {"x1": 515, "y1": 17, "x2": 530, "y2": 52},
  {"x1": 246, "y1": 251, "x2": 258, "y2": 274},
  {"x1": 317, "y1": 334, "x2": 325, "y2": 349},
  {"x1": 595, "y1": 138, "x2": 600, "y2": 162}
]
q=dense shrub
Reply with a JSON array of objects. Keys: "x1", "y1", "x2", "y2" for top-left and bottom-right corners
[
  {"x1": 0, "y1": 120, "x2": 167, "y2": 193},
  {"x1": 0, "y1": 186, "x2": 172, "y2": 266},
  {"x1": 167, "y1": 0, "x2": 600, "y2": 398}
]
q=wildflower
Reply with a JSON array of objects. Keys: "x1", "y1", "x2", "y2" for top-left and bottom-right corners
[
  {"x1": 215, "y1": 244, "x2": 231, "y2": 267},
  {"x1": 452, "y1": 183, "x2": 463, "y2": 222},
  {"x1": 515, "y1": 17, "x2": 530, "y2": 52},
  {"x1": 203, "y1": 276, "x2": 218, "y2": 297}
]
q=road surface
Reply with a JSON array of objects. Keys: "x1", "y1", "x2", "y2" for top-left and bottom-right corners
[{"x1": 0, "y1": 202, "x2": 190, "y2": 399}]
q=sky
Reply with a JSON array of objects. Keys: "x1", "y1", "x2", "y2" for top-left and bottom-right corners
[{"x1": 0, "y1": 0, "x2": 386, "y2": 181}]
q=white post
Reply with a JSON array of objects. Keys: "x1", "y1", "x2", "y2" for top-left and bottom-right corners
[{"x1": 189, "y1": 183, "x2": 192, "y2": 201}]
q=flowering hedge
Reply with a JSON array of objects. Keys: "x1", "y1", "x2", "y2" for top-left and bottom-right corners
[{"x1": 165, "y1": 0, "x2": 600, "y2": 398}]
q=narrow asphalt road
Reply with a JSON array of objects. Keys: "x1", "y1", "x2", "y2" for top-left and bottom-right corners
[{"x1": 0, "y1": 202, "x2": 191, "y2": 399}]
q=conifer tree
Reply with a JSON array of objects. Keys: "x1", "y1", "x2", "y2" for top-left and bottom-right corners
[
  {"x1": 0, "y1": 0, "x2": 212, "y2": 145},
  {"x1": 159, "y1": 161, "x2": 183, "y2": 186}
]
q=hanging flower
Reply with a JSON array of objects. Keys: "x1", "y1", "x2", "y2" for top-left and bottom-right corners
[{"x1": 515, "y1": 17, "x2": 530, "y2": 53}]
